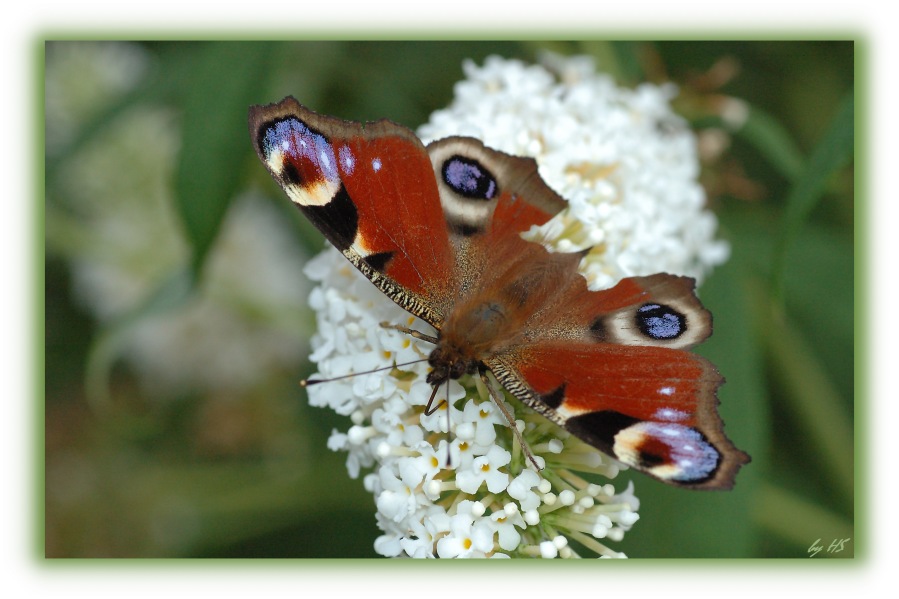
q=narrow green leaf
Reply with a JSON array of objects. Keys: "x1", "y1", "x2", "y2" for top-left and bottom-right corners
[
  {"x1": 754, "y1": 483, "x2": 853, "y2": 554},
  {"x1": 738, "y1": 105, "x2": 806, "y2": 182},
  {"x1": 762, "y1": 307, "x2": 854, "y2": 509},
  {"x1": 784, "y1": 225, "x2": 854, "y2": 400},
  {"x1": 772, "y1": 91, "x2": 854, "y2": 302},
  {"x1": 174, "y1": 42, "x2": 278, "y2": 275}
]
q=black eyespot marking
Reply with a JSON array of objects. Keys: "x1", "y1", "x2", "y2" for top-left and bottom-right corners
[
  {"x1": 539, "y1": 384, "x2": 567, "y2": 410},
  {"x1": 449, "y1": 222, "x2": 483, "y2": 237},
  {"x1": 442, "y1": 155, "x2": 498, "y2": 200},
  {"x1": 565, "y1": 410, "x2": 640, "y2": 456},
  {"x1": 636, "y1": 424, "x2": 720, "y2": 483},
  {"x1": 637, "y1": 447, "x2": 666, "y2": 468},
  {"x1": 635, "y1": 303, "x2": 686, "y2": 340},
  {"x1": 588, "y1": 317, "x2": 607, "y2": 342},
  {"x1": 281, "y1": 160, "x2": 303, "y2": 186},
  {"x1": 301, "y1": 185, "x2": 358, "y2": 251},
  {"x1": 363, "y1": 251, "x2": 394, "y2": 273}
]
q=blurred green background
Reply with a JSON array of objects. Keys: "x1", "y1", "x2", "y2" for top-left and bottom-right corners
[{"x1": 43, "y1": 40, "x2": 855, "y2": 558}]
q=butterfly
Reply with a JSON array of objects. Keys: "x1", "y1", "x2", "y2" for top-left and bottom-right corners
[{"x1": 248, "y1": 96, "x2": 750, "y2": 490}]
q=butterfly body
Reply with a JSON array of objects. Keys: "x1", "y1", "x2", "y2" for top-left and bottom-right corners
[
  {"x1": 429, "y1": 233, "x2": 584, "y2": 383},
  {"x1": 249, "y1": 96, "x2": 749, "y2": 490}
]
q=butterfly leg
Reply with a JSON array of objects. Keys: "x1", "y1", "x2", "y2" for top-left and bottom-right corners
[
  {"x1": 423, "y1": 384, "x2": 446, "y2": 416},
  {"x1": 379, "y1": 322, "x2": 439, "y2": 344},
  {"x1": 479, "y1": 370, "x2": 542, "y2": 471}
]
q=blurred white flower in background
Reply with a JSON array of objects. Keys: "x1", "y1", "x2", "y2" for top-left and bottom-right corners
[{"x1": 46, "y1": 42, "x2": 310, "y2": 398}]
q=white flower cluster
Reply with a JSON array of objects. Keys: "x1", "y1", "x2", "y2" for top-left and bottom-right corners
[{"x1": 304, "y1": 54, "x2": 729, "y2": 558}]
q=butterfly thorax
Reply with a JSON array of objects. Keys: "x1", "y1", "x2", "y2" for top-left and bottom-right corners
[
  {"x1": 426, "y1": 244, "x2": 584, "y2": 386},
  {"x1": 426, "y1": 298, "x2": 513, "y2": 385}
]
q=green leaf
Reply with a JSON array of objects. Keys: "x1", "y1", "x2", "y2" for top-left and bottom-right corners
[
  {"x1": 783, "y1": 224, "x2": 854, "y2": 400},
  {"x1": 738, "y1": 105, "x2": 806, "y2": 182},
  {"x1": 772, "y1": 91, "x2": 854, "y2": 302},
  {"x1": 761, "y1": 304, "x2": 854, "y2": 510},
  {"x1": 173, "y1": 42, "x2": 279, "y2": 276},
  {"x1": 754, "y1": 483, "x2": 853, "y2": 555}
]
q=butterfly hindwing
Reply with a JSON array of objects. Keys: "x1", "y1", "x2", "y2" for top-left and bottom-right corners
[
  {"x1": 425, "y1": 136, "x2": 567, "y2": 241},
  {"x1": 487, "y1": 274, "x2": 749, "y2": 489},
  {"x1": 566, "y1": 273, "x2": 714, "y2": 349}
]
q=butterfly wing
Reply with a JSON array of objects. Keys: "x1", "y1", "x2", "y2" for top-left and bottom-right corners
[
  {"x1": 249, "y1": 97, "x2": 457, "y2": 325},
  {"x1": 424, "y1": 136, "x2": 567, "y2": 241},
  {"x1": 486, "y1": 274, "x2": 750, "y2": 489},
  {"x1": 249, "y1": 97, "x2": 567, "y2": 327}
]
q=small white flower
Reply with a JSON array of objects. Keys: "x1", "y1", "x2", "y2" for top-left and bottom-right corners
[
  {"x1": 374, "y1": 463, "x2": 427, "y2": 524},
  {"x1": 400, "y1": 506, "x2": 452, "y2": 558},
  {"x1": 409, "y1": 441, "x2": 448, "y2": 499},
  {"x1": 490, "y1": 505, "x2": 525, "y2": 551},
  {"x1": 460, "y1": 399, "x2": 505, "y2": 447},
  {"x1": 507, "y1": 469, "x2": 543, "y2": 512},
  {"x1": 436, "y1": 501, "x2": 496, "y2": 558},
  {"x1": 456, "y1": 445, "x2": 512, "y2": 494},
  {"x1": 415, "y1": 380, "x2": 467, "y2": 433}
]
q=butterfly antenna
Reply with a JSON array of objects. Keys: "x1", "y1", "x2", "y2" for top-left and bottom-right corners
[
  {"x1": 379, "y1": 322, "x2": 439, "y2": 345},
  {"x1": 301, "y1": 358, "x2": 428, "y2": 387},
  {"x1": 479, "y1": 370, "x2": 542, "y2": 471}
]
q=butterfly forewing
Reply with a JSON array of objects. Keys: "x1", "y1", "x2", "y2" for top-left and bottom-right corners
[{"x1": 249, "y1": 97, "x2": 457, "y2": 326}]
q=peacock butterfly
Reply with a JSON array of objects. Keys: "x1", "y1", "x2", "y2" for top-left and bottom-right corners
[{"x1": 248, "y1": 96, "x2": 750, "y2": 490}]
